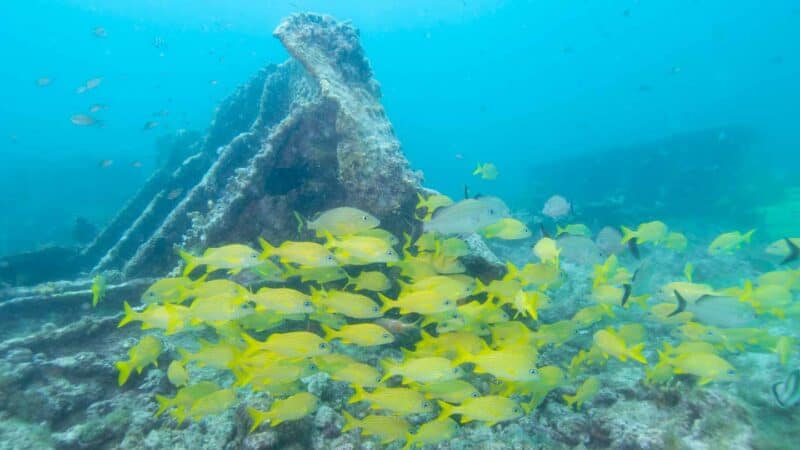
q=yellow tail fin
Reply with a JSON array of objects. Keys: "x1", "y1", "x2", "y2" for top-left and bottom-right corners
[
  {"x1": 628, "y1": 343, "x2": 648, "y2": 364},
  {"x1": 178, "y1": 249, "x2": 198, "y2": 276},
  {"x1": 118, "y1": 301, "x2": 136, "y2": 328},
  {"x1": 620, "y1": 226, "x2": 636, "y2": 244},
  {"x1": 116, "y1": 361, "x2": 132, "y2": 386}
]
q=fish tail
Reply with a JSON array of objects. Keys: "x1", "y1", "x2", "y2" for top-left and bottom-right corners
[
  {"x1": 341, "y1": 411, "x2": 359, "y2": 432},
  {"x1": 743, "y1": 229, "x2": 756, "y2": 243},
  {"x1": 320, "y1": 324, "x2": 337, "y2": 341},
  {"x1": 628, "y1": 343, "x2": 648, "y2": 364},
  {"x1": 668, "y1": 290, "x2": 687, "y2": 317},
  {"x1": 378, "y1": 358, "x2": 395, "y2": 383},
  {"x1": 348, "y1": 384, "x2": 368, "y2": 404},
  {"x1": 322, "y1": 230, "x2": 337, "y2": 249},
  {"x1": 620, "y1": 226, "x2": 636, "y2": 244},
  {"x1": 503, "y1": 261, "x2": 519, "y2": 282},
  {"x1": 247, "y1": 407, "x2": 270, "y2": 433},
  {"x1": 258, "y1": 237, "x2": 275, "y2": 258},
  {"x1": 562, "y1": 393, "x2": 577, "y2": 409},
  {"x1": 118, "y1": 301, "x2": 136, "y2": 328},
  {"x1": 781, "y1": 238, "x2": 800, "y2": 265},
  {"x1": 436, "y1": 400, "x2": 456, "y2": 420},
  {"x1": 115, "y1": 361, "x2": 132, "y2": 386},
  {"x1": 472, "y1": 163, "x2": 483, "y2": 176},
  {"x1": 378, "y1": 293, "x2": 394, "y2": 314},
  {"x1": 154, "y1": 394, "x2": 172, "y2": 417},
  {"x1": 402, "y1": 433, "x2": 415, "y2": 450},
  {"x1": 620, "y1": 284, "x2": 632, "y2": 307},
  {"x1": 178, "y1": 249, "x2": 198, "y2": 276},
  {"x1": 556, "y1": 225, "x2": 565, "y2": 236}
]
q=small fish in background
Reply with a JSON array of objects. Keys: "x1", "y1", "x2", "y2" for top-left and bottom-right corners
[
  {"x1": 98, "y1": 159, "x2": 113, "y2": 168},
  {"x1": 472, "y1": 162, "x2": 498, "y2": 180},
  {"x1": 209, "y1": 79, "x2": 219, "y2": 86},
  {"x1": 91, "y1": 274, "x2": 107, "y2": 307},
  {"x1": 153, "y1": 36, "x2": 167, "y2": 49},
  {"x1": 76, "y1": 77, "x2": 103, "y2": 94},
  {"x1": 773, "y1": 369, "x2": 800, "y2": 408},
  {"x1": 35, "y1": 77, "x2": 53, "y2": 87},
  {"x1": 93, "y1": 27, "x2": 108, "y2": 38},
  {"x1": 542, "y1": 195, "x2": 571, "y2": 220},
  {"x1": 454, "y1": 153, "x2": 464, "y2": 160},
  {"x1": 708, "y1": 229, "x2": 755, "y2": 255},
  {"x1": 556, "y1": 223, "x2": 592, "y2": 238},
  {"x1": 142, "y1": 121, "x2": 159, "y2": 131},
  {"x1": 665, "y1": 231, "x2": 688, "y2": 252},
  {"x1": 88, "y1": 104, "x2": 108, "y2": 113},
  {"x1": 765, "y1": 238, "x2": 800, "y2": 265},
  {"x1": 131, "y1": 161, "x2": 143, "y2": 168},
  {"x1": 167, "y1": 188, "x2": 183, "y2": 200},
  {"x1": 153, "y1": 109, "x2": 170, "y2": 117},
  {"x1": 71, "y1": 114, "x2": 100, "y2": 126}
]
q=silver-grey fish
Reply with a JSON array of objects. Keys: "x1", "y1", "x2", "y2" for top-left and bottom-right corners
[
  {"x1": 71, "y1": 114, "x2": 97, "y2": 126},
  {"x1": 687, "y1": 295, "x2": 757, "y2": 328},
  {"x1": 773, "y1": 369, "x2": 800, "y2": 408},
  {"x1": 423, "y1": 196, "x2": 510, "y2": 235}
]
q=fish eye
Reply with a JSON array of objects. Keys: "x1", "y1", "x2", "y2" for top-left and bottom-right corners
[
  {"x1": 727, "y1": 369, "x2": 736, "y2": 376},
  {"x1": 444, "y1": 300, "x2": 452, "y2": 306},
  {"x1": 489, "y1": 209, "x2": 495, "y2": 215},
  {"x1": 326, "y1": 255, "x2": 335, "y2": 261},
  {"x1": 309, "y1": 363, "x2": 318, "y2": 371},
  {"x1": 471, "y1": 392, "x2": 480, "y2": 398},
  {"x1": 382, "y1": 333, "x2": 391, "y2": 339},
  {"x1": 372, "y1": 306, "x2": 380, "y2": 313},
  {"x1": 147, "y1": 292, "x2": 155, "y2": 297},
  {"x1": 387, "y1": 250, "x2": 395, "y2": 256},
  {"x1": 422, "y1": 401, "x2": 431, "y2": 409},
  {"x1": 361, "y1": 215, "x2": 368, "y2": 222},
  {"x1": 513, "y1": 407, "x2": 521, "y2": 414},
  {"x1": 319, "y1": 343, "x2": 328, "y2": 349},
  {"x1": 529, "y1": 368, "x2": 538, "y2": 375},
  {"x1": 304, "y1": 301, "x2": 312, "y2": 307}
]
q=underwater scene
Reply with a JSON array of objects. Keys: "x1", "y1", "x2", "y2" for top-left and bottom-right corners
[{"x1": 1, "y1": 1, "x2": 800, "y2": 449}]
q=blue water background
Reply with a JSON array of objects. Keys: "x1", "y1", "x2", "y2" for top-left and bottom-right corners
[{"x1": 1, "y1": 0, "x2": 798, "y2": 256}]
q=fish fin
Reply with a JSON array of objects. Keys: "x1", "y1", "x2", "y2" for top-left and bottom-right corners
[
  {"x1": 772, "y1": 382, "x2": 788, "y2": 407},
  {"x1": 621, "y1": 284, "x2": 632, "y2": 307},
  {"x1": 321, "y1": 230, "x2": 337, "y2": 249},
  {"x1": 782, "y1": 238, "x2": 800, "y2": 265},
  {"x1": 472, "y1": 163, "x2": 483, "y2": 176},
  {"x1": 258, "y1": 237, "x2": 275, "y2": 259},
  {"x1": 503, "y1": 261, "x2": 519, "y2": 282},
  {"x1": 562, "y1": 393, "x2": 577, "y2": 409},
  {"x1": 320, "y1": 324, "x2": 337, "y2": 341},
  {"x1": 697, "y1": 377, "x2": 713, "y2": 386},
  {"x1": 248, "y1": 407, "x2": 270, "y2": 433},
  {"x1": 178, "y1": 249, "x2": 198, "y2": 276},
  {"x1": 628, "y1": 343, "x2": 648, "y2": 364},
  {"x1": 118, "y1": 301, "x2": 136, "y2": 328},
  {"x1": 668, "y1": 290, "x2": 687, "y2": 317},
  {"x1": 348, "y1": 384, "x2": 368, "y2": 404},
  {"x1": 539, "y1": 223, "x2": 550, "y2": 239},
  {"x1": 743, "y1": 229, "x2": 756, "y2": 243},
  {"x1": 115, "y1": 361, "x2": 132, "y2": 386},
  {"x1": 436, "y1": 400, "x2": 456, "y2": 420},
  {"x1": 341, "y1": 411, "x2": 359, "y2": 433},
  {"x1": 154, "y1": 394, "x2": 172, "y2": 417},
  {"x1": 377, "y1": 293, "x2": 394, "y2": 314},
  {"x1": 620, "y1": 226, "x2": 636, "y2": 243}
]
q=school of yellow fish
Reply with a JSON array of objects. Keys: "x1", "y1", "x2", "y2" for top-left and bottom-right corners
[{"x1": 114, "y1": 196, "x2": 798, "y2": 448}]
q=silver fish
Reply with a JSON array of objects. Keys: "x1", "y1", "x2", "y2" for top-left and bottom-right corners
[
  {"x1": 423, "y1": 196, "x2": 510, "y2": 235},
  {"x1": 71, "y1": 114, "x2": 97, "y2": 126},
  {"x1": 687, "y1": 295, "x2": 757, "y2": 328},
  {"x1": 773, "y1": 369, "x2": 800, "y2": 408}
]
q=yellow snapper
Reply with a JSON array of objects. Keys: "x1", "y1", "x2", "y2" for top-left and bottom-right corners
[
  {"x1": 593, "y1": 328, "x2": 647, "y2": 364},
  {"x1": 118, "y1": 301, "x2": 188, "y2": 335},
  {"x1": 620, "y1": 221, "x2": 669, "y2": 245},
  {"x1": 116, "y1": 335, "x2": 162, "y2": 385},
  {"x1": 379, "y1": 291, "x2": 456, "y2": 315},
  {"x1": 346, "y1": 270, "x2": 392, "y2": 292},
  {"x1": 141, "y1": 276, "x2": 195, "y2": 304},
  {"x1": 349, "y1": 386, "x2": 433, "y2": 415},
  {"x1": 91, "y1": 274, "x2": 107, "y2": 307},
  {"x1": 311, "y1": 288, "x2": 382, "y2": 319},
  {"x1": 167, "y1": 360, "x2": 189, "y2": 387},
  {"x1": 403, "y1": 417, "x2": 459, "y2": 450},
  {"x1": 509, "y1": 261, "x2": 561, "y2": 288},
  {"x1": 571, "y1": 304, "x2": 614, "y2": 328},
  {"x1": 178, "y1": 338, "x2": 240, "y2": 370},
  {"x1": 189, "y1": 387, "x2": 236, "y2": 421},
  {"x1": 437, "y1": 396, "x2": 522, "y2": 426},
  {"x1": 330, "y1": 362, "x2": 383, "y2": 388},
  {"x1": 322, "y1": 323, "x2": 395, "y2": 347},
  {"x1": 765, "y1": 238, "x2": 800, "y2": 264},
  {"x1": 342, "y1": 412, "x2": 411, "y2": 444},
  {"x1": 380, "y1": 356, "x2": 462, "y2": 384},
  {"x1": 400, "y1": 275, "x2": 475, "y2": 299},
  {"x1": 415, "y1": 192, "x2": 454, "y2": 221},
  {"x1": 248, "y1": 392, "x2": 319, "y2": 431},
  {"x1": 707, "y1": 229, "x2": 755, "y2": 255},
  {"x1": 242, "y1": 331, "x2": 331, "y2": 357},
  {"x1": 179, "y1": 244, "x2": 261, "y2": 275},
  {"x1": 259, "y1": 238, "x2": 337, "y2": 267},
  {"x1": 413, "y1": 379, "x2": 480, "y2": 404},
  {"x1": 155, "y1": 381, "x2": 219, "y2": 422},
  {"x1": 187, "y1": 295, "x2": 252, "y2": 324},
  {"x1": 663, "y1": 352, "x2": 736, "y2": 385},
  {"x1": 453, "y1": 348, "x2": 539, "y2": 382},
  {"x1": 563, "y1": 376, "x2": 600, "y2": 410},
  {"x1": 532, "y1": 320, "x2": 578, "y2": 348},
  {"x1": 248, "y1": 287, "x2": 314, "y2": 314},
  {"x1": 480, "y1": 218, "x2": 531, "y2": 240},
  {"x1": 532, "y1": 237, "x2": 560, "y2": 265},
  {"x1": 556, "y1": 223, "x2": 592, "y2": 238},
  {"x1": 304, "y1": 207, "x2": 379, "y2": 236},
  {"x1": 665, "y1": 231, "x2": 688, "y2": 252},
  {"x1": 324, "y1": 232, "x2": 399, "y2": 264},
  {"x1": 472, "y1": 162, "x2": 499, "y2": 180}
]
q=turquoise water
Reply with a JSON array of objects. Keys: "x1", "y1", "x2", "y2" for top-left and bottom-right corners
[{"x1": 1, "y1": 2, "x2": 800, "y2": 449}]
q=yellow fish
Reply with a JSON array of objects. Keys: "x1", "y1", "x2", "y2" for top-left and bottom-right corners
[
  {"x1": 437, "y1": 396, "x2": 522, "y2": 426},
  {"x1": 258, "y1": 238, "x2": 337, "y2": 267},
  {"x1": 349, "y1": 385, "x2": 434, "y2": 415},
  {"x1": 413, "y1": 379, "x2": 480, "y2": 404},
  {"x1": 508, "y1": 261, "x2": 561, "y2": 288},
  {"x1": 322, "y1": 323, "x2": 395, "y2": 347},
  {"x1": 563, "y1": 376, "x2": 600, "y2": 410},
  {"x1": 571, "y1": 304, "x2": 614, "y2": 328},
  {"x1": 593, "y1": 328, "x2": 647, "y2": 364},
  {"x1": 141, "y1": 276, "x2": 194, "y2": 304},
  {"x1": 324, "y1": 231, "x2": 399, "y2": 264},
  {"x1": 480, "y1": 218, "x2": 531, "y2": 240},
  {"x1": 708, "y1": 229, "x2": 755, "y2": 255},
  {"x1": 303, "y1": 206, "x2": 380, "y2": 236},
  {"x1": 379, "y1": 291, "x2": 456, "y2": 315},
  {"x1": 381, "y1": 356, "x2": 462, "y2": 384},
  {"x1": 179, "y1": 244, "x2": 262, "y2": 275},
  {"x1": 248, "y1": 392, "x2": 319, "y2": 431},
  {"x1": 189, "y1": 387, "x2": 236, "y2": 421},
  {"x1": 532, "y1": 237, "x2": 560, "y2": 265},
  {"x1": 402, "y1": 417, "x2": 459, "y2": 450},
  {"x1": 453, "y1": 348, "x2": 539, "y2": 382},
  {"x1": 311, "y1": 288, "x2": 382, "y2": 319},
  {"x1": 178, "y1": 338, "x2": 240, "y2": 370},
  {"x1": 118, "y1": 301, "x2": 188, "y2": 335},
  {"x1": 661, "y1": 352, "x2": 735, "y2": 385},
  {"x1": 167, "y1": 360, "x2": 189, "y2": 387},
  {"x1": 342, "y1": 412, "x2": 411, "y2": 444},
  {"x1": 556, "y1": 223, "x2": 592, "y2": 237},
  {"x1": 155, "y1": 381, "x2": 219, "y2": 422},
  {"x1": 91, "y1": 274, "x2": 107, "y2": 307},
  {"x1": 472, "y1": 162, "x2": 499, "y2": 180},
  {"x1": 620, "y1": 221, "x2": 668, "y2": 245},
  {"x1": 329, "y1": 362, "x2": 383, "y2": 388},
  {"x1": 346, "y1": 271, "x2": 392, "y2": 292},
  {"x1": 248, "y1": 287, "x2": 314, "y2": 314},
  {"x1": 242, "y1": 331, "x2": 331, "y2": 357},
  {"x1": 665, "y1": 231, "x2": 688, "y2": 252},
  {"x1": 115, "y1": 335, "x2": 162, "y2": 385}
]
